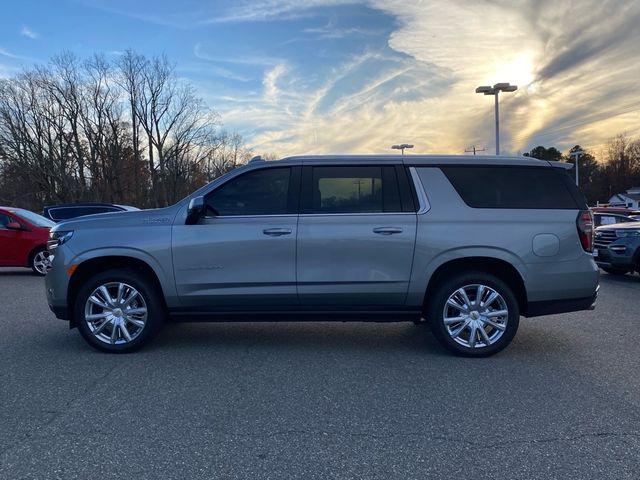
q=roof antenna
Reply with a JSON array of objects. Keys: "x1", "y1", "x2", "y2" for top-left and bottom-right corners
[{"x1": 249, "y1": 155, "x2": 264, "y2": 163}]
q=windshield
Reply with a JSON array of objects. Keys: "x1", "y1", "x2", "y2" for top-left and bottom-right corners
[{"x1": 10, "y1": 209, "x2": 56, "y2": 228}]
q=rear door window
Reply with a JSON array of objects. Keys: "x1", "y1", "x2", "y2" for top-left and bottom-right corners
[
  {"x1": 441, "y1": 166, "x2": 581, "y2": 209},
  {"x1": 304, "y1": 166, "x2": 402, "y2": 214}
]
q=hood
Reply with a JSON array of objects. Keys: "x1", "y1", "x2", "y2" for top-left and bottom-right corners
[
  {"x1": 596, "y1": 221, "x2": 640, "y2": 231},
  {"x1": 52, "y1": 205, "x2": 181, "y2": 232}
]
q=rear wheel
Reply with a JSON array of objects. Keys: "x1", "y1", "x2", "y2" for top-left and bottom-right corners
[
  {"x1": 74, "y1": 269, "x2": 165, "y2": 353},
  {"x1": 427, "y1": 272, "x2": 519, "y2": 357},
  {"x1": 601, "y1": 267, "x2": 629, "y2": 275},
  {"x1": 30, "y1": 248, "x2": 51, "y2": 276}
]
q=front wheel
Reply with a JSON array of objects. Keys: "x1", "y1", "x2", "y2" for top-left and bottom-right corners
[
  {"x1": 427, "y1": 272, "x2": 520, "y2": 357},
  {"x1": 74, "y1": 269, "x2": 165, "y2": 353}
]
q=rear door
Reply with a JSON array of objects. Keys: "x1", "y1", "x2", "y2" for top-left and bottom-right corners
[{"x1": 297, "y1": 163, "x2": 417, "y2": 306}]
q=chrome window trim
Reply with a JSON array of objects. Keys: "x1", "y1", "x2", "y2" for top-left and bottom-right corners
[
  {"x1": 409, "y1": 167, "x2": 431, "y2": 214},
  {"x1": 299, "y1": 212, "x2": 414, "y2": 218},
  {"x1": 207, "y1": 213, "x2": 415, "y2": 219},
  {"x1": 202, "y1": 214, "x2": 298, "y2": 220}
]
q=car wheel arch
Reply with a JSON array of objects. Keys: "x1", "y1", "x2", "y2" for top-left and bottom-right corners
[
  {"x1": 67, "y1": 255, "x2": 168, "y2": 326},
  {"x1": 422, "y1": 256, "x2": 528, "y2": 316}
]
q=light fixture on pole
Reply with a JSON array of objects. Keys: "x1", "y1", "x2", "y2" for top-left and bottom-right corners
[
  {"x1": 569, "y1": 149, "x2": 585, "y2": 186},
  {"x1": 391, "y1": 144, "x2": 414, "y2": 155},
  {"x1": 475, "y1": 83, "x2": 517, "y2": 155}
]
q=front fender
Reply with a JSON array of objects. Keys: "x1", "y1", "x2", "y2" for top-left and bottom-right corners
[{"x1": 70, "y1": 246, "x2": 178, "y2": 302}]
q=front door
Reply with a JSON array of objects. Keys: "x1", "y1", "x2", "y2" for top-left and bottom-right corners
[
  {"x1": 172, "y1": 166, "x2": 300, "y2": 308},
  {"x1": 297, "y1": 164, "x2": 417, "y2": 306}
]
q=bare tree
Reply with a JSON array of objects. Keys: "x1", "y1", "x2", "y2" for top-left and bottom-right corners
[
  {"x1": 0, "y1": 49, "x2": 251, "y2": 211},
  {"x1": 604, "y1": 133, "x2": 640, "y2": 196}
]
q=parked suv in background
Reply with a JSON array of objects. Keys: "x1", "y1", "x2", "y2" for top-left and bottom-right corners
[
  {"x1": 594, "y1": 221, "x2": 640, "y2": 275},
  {"x1": 0, "y1": 207, "x2": 55, "y2": 275},
  {"x1": 43, "y1": 203, "x2": 139, "y2": 222},
  {"x1": 592, "y1": 212, "x2": 636, "y2": 228},
  {"x1": 45, "y1": 155, "x2": 599, "y2": 356}
]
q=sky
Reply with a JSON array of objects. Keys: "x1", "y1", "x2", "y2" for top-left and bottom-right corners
[{"x1": 1, "y1": 0, "x2": 639, "y2": 157}]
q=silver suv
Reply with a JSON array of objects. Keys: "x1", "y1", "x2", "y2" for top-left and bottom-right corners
[{"x1": 45, "y1": 155, "x2": 599, "y2": 356}]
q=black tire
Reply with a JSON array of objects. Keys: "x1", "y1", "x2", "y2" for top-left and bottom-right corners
[
  {"x1": 74, "y1": 268, "x2": 165, "y2": 353},
  {"x1": 30, "y1": 247, "x2": 49, "y2": 276},
  {"x1": 427, "y1": 271, "x2": 520, "y2": 357},
  {"x1": 601, "y1": 267, "x2": 629, "y2": 276}
]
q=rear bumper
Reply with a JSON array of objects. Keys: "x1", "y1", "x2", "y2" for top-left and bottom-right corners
[{"x1": 525, "y1": 286, "x2": 598, "y2": 317}]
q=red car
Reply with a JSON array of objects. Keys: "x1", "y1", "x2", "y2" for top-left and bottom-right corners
[{"x1": 0, "y1": 207, "x2": 55, "y2": 275}]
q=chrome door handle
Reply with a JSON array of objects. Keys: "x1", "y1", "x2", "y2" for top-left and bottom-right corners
[
  {"x1": 263, "y1": 228, "x2": 292, "y2": 236},
  {"x1": 373, "y1": 227, "x2": 403, "y2": 235}
]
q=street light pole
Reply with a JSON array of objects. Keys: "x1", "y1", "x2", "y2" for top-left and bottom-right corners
[
  {"x1": 494, "y1": 91, "x2": 500, "y2": 156},
  {"x1": 570, "y1": 149, "x2": 584, "y2": 186},
  {"x1": 475, "y1": 83, "x2": 517, "y2": 156}
]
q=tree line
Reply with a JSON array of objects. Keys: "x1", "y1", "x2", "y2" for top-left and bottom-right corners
[
  {"x1": 524, "y1": 134, "x2": 640, "y2": 205},
  {"x1": 0, "y1": 50, "x2": 254, "y2": 211}
]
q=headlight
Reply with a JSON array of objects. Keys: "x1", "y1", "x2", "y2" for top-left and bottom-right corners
[
  {"x1": 47, "y1": 230, "x2": 74, "y2": 250},
  {"x1": 615, "y1": 229, "x2": 640, "y2": 238}
]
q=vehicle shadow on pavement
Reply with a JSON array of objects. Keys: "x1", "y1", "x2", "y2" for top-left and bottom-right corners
[
  {"x1": 143, "y1": 321, "x2": 573, "y2": 359},
  {"x1": 600, "y1": 271, "x2": 640, "y2": 286},
  {"x1": 149, "y1": 322, "x2": 452, "y2": 357}
]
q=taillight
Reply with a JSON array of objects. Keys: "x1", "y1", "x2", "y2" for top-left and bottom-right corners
[{"x1": 577, "y1": 210, "x2": 594, "y2": 252}]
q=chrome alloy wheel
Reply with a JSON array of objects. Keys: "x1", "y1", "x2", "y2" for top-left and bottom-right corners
[
  {"x1": 33, "y1": 251, "x2": 51, "y2": 275},
  {"x1": 84, "y1": 282, "x2": 148, "y2": 345},
  {"x1": 443, "y1": 284, "x2": 509, "y2": 349}
]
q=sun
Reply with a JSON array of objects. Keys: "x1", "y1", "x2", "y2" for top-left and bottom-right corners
[{"x1": 489, "y1": 53, "x2": 536, "y2": 88}]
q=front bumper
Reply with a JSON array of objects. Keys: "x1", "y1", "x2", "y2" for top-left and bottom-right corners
[
  {"x1": 44, "y1": 245, "x2": 73, "y2": 320},
  {"x1": 594, "y1": 242, "x2": 637, "y2": 270}
]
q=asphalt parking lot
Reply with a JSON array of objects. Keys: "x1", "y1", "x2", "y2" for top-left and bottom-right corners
[{"x1": 1, "y1": 269, "x2": 640, "y2": 479}]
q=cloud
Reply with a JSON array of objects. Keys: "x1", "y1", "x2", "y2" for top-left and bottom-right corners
[
  {"x1": 88, "y1": 0, "x2": 640, "y2": 156},
  {"x1": 302, "y1": 22, "x2": 384, "y2": 39},
  {"x1": 20, "y1": 26, "x2": 39, "y2": 39},
  {"x1": 263, "y1": 63, "x2": 288, "y2": 103},
  {"x1": 193, "y1": 43, "x2": 282, "y2": 67},
  {"x1": 200, "y1": 0, "x2": 354, "y2": 24},
  {"x1": 74, "y1": 0, "x2": 199, "y2": 29},
  {"x1": 210, "y1": 0, "x2": 640, "y2": 157},
  {"x1": 0, "y1": 47, "x2": 36, "y2": 61}
]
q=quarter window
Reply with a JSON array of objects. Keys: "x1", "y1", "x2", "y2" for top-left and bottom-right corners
[
  {"x1": 206, "y1": 167, "x2": 291, "y2": 216},
  {"x1": 441, "y1": 166, "x2": 580, "y2": 209}
]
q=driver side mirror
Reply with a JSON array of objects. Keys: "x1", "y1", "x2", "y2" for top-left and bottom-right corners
[
  {"x1": 186, "y1": 196, "x2": 205, "y2": 225},
  {"x1": 6, "y1": 222, "x2": 23, "y2": 231}
]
